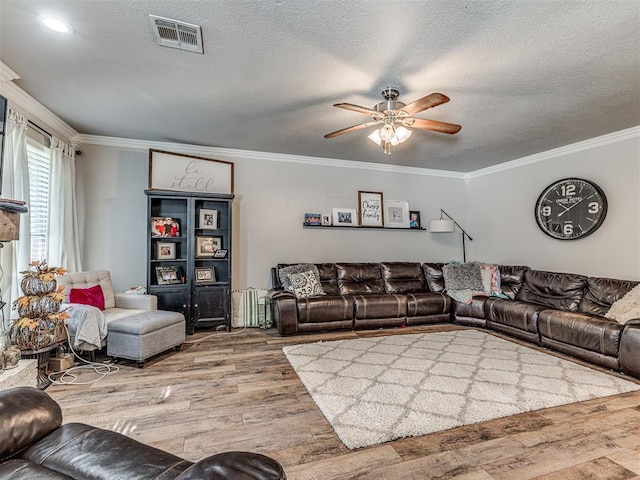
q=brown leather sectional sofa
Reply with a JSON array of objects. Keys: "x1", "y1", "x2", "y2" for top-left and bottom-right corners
[{"x1": 270, "y1": 262, "x2": 640, "y2": 379}]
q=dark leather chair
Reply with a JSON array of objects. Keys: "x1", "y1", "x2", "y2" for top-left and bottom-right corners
[{"x1": 0, "y1": 387, "x2": 286, "y2": 479}]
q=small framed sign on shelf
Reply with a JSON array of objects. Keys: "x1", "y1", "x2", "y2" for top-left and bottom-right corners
[
  {"x1": 155, "y1": 266, "x2": 182, "y2": 285},
  {"x1": 358, "y1": 191, "x2": 384, "y2": 227},
  {"x1": 151, "y1": 217, "x2": 180, "y2": 237},
  {"x1": 213, "y1": 249, "x2": 228, "y2": 259},
  {"x1": 194, "y1": 267, "x2": 216, "y2": 284},
  {"x1": 199, "y1": 209, "x2": 218, "y2": 229},
  {"x1": 384, "y1": 200, "x2": 410, "y2": 228},
  {"x1": 331, "y1": 208, "x2": 358, "y2": 227},
  {"x1": 195, "y1": 236, "x2": 223, "y2": 258},
  {"x1": 156, "y1": 242, "x2": 176, "y2": 260}
]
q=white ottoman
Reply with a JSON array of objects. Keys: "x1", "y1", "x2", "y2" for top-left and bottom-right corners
[{"x1": 107, "y1": 310, "x2": 185, "y2": 368}]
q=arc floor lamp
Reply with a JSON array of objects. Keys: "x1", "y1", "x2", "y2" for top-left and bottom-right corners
[{"x1": 429, "y1": 209, "x2": 473, "y2": 262}]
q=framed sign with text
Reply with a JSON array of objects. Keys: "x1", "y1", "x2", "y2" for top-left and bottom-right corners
[{"x1": 148, "y1": 149, "x2": 234, "y2": 195}]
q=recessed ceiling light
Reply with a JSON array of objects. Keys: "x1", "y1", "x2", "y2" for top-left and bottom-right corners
[{"x1": 40, "y1": 16, "x2": 74, "y2": 34}]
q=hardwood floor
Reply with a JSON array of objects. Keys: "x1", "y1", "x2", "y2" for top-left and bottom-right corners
[{"x1": 46, "y1": 325, "x2": 640, "y2": 479}]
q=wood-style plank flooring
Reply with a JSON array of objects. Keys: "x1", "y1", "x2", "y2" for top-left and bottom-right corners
[{"x1": 46, "y1": 325, "x2": 640, "y2": 479}]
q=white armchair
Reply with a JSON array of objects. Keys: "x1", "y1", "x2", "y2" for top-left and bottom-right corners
[{"x1": 57, "y1": 270, "x2": 156, "y2": 352}]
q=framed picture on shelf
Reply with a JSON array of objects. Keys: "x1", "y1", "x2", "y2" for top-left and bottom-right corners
[
  {"x1": 151, "y1": 217, "x2": 180, "y2": 237},
  {"x1": 155, "y1": 266, "x2": 182, "y2": 285},
  {"x1": 194, "y1": 267, "x2": 216, "y2": 284},
  {"x1": 358, "y1": 191, "x2": 384, "y2": 227},
  {"x1": 409, "y1": 211, "x2": 421, "y2": 229},
  {"x1": 304, "y1": 213, "x2": 322, "y2": 226},
  {"x1": 213, "y1": 249, "x2": 228, "y2": 259},
  {"x1": 321, "y1": 213, "x2": 331, "y2": 226},
  {"x1": 384, "y1": 200, "x2": 410, "y2": 228},
  {"x1": 199, "y1": 209, "x2": 218, "y2": 229},
  {"x1": 331, "y1": 208, "x2": 358, "y2": 227},
  {"x1": 156, "y1": 242, "x2": 176, "y2": 260},
  {"x1": 195, "y1": 236, "x2": 223, "y2": 257}
]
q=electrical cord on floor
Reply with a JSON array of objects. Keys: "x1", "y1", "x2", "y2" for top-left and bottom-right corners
[
  {"x1": 47, "y1": 325, "x2": 119, "y2": 386},
  {"x1": 183, "y1": 324, "x2": 248, "y2": 344}
]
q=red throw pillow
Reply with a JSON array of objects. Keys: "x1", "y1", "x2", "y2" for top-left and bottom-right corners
[{"x1": 69, "y1": 284, "x2": 105, "y2": 310}]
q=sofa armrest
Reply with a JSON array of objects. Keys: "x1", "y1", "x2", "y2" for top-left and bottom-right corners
[
  {"x1": 619, "y1": 320, "x2": 640, "y2": 378},
  {"x1": 175, "y1": 451, "x2": 285, "y2": 480},
  {"x1": 269, "y1": 290, "x2": 298, "y2": 335},
  {"x1": 0, "y1": 387, "x2": 62, "y2": 462},
  {"x1": 114, "y1": 293, "x2": 157, "y2": 310}
]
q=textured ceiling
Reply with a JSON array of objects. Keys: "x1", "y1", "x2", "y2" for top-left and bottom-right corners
[{"x1": 0, "y1": 0, "x2": 638, "y2": 172}]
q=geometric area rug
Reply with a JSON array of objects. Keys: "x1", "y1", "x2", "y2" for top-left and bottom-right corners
[{"x1": 283, "y1": 330, "x2": 640, "y2": 449}]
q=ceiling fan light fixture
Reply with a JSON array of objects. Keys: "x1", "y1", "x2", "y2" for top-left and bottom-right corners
[
  {"x1": 379, "y1": 124, "x2": 395, "y2": 142},
  {"x1": 394, "y1": 126, "x2": 412, "y2": 144}
]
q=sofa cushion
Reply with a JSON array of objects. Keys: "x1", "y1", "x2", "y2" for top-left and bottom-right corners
[
  {"x1": 286, "y1": 270, "x2": 325, "y2": 299},
  {"x1": 406, "y1": 292, "x2": 451, "y2": 317},
  {"x1": 485, "y1": 298, "x2": 545, "y2": 333},
  {"x1": 538, "y1": 310, "x2": 623, "y2": 357},
  {"x1": 423, "y1": 263, "x2": 446, "y2": 293},
  {"x1": 578, "y1": 277, "x2": 638, "y2": 316},
  {"x1": 297, "y1": 295, "x2": 354, "y2": 323},
  {"x1": 516, "y1": 270, "x2": 587, "y2": 311},
  {"x1": 0, "y1": 459, "x2": 72, "y2": 479},
  {"x1": 353, "y1": 294, "x2": 407, "y2": 319},
  {"x1": 381, "y1": 262, "x2": 427, "y2": 294},
  {"x1": 497, "y1": 265, "x2": 529, "y2": 299},
  {"x1": 336, "y1": 263, "x2": 384, "y2": 295},
  {"x1": 69, "y1": 284, "x2": 105, "y2": 310}
]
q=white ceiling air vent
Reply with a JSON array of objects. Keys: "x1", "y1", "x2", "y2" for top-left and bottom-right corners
[{"x1": 149, "y1": 15, "x2": 203, "y2": 54}]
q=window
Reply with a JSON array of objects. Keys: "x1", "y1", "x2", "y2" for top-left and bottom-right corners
[{"x1": 26, "y1": 138, "x2": 51, "y2": 262}]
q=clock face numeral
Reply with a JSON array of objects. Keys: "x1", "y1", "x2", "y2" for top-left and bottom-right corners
[{"x1": 535, "y1": 178, "x2": 607, "y2": 240}]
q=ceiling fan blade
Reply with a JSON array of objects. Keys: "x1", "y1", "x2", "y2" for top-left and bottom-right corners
[
  {"x1": 410, "y1": 118, "x2": 462, "y2": 134},
  {"x1": 324, "y1": 121, "x2": 381, "y2": 138},
  {"x1": 400, "y1": 93, "x2": 450, "y2": 115},
  {"x1": 334, "y1": 103, "x2": 378, "y2": 115}
]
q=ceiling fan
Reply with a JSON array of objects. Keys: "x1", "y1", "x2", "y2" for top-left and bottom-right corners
[{"x1": 324, "y1": 88, "x2": 461, "y2": 155}]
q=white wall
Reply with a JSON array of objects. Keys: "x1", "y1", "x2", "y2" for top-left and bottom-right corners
[
  {"x1": 77, "y1": 144, "x2": 467, "y2": 292},
  {"x1": 466, "y1": 133, "x2": 640, "y2": 280}
]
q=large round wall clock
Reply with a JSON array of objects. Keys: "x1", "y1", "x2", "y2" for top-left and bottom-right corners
[{"x1": 535, "y1": 178, "x2": 607, "y2": 240}]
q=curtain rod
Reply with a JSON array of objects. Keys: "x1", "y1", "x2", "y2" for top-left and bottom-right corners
[{"x1": 28, "y1": 120, "x2": 52, "y2": 138}]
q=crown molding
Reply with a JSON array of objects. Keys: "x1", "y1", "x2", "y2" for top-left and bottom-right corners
[
  {"x1": 78, "y1": 134, "x2": 467, "y2": 179},
  {"x1": 0, "y1": 61, "x2": 80, "y2": 143},
  {"x1": 465, "y1": 126, "x2": 640, "y2": 180},
  {"x1": 0, "y1": 62, "x2": 20, "y2": 83}
]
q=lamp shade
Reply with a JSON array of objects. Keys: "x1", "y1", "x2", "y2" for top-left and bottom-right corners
[{"x1": 429, "y1": 219, "x2": 455, "y2": 233}]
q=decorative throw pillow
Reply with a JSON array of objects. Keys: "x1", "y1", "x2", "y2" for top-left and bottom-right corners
[
  {"x1": 69, "y1": 284, "x2": 105, "y2": 310},
  {"x1": 278, "y1": 264, "x2": 321, "y2": 292},
  {"x1": 605, "y1": 284, "x2": 640, "y2": 324},
  {"x1": 286, "y1": 271, "x2": 325, "y2": 299},
  {"x1": 442, "y1": 262, "x2": 484, "y2": 292},
  {"x1": 479, "y1": 263, "x2": 505, "y2": 297}
]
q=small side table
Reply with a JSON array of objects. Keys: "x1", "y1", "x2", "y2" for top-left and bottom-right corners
[{"x1": 20, "y1": 342, "x2": 64, "y2": 389}]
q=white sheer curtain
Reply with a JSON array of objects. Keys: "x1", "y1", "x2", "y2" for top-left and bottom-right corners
[
  {"x1": 0, "y1": 108, "x2": 31, "y2": 329},
  {"x1": 48, "y1": 137, "x2": 82, "y2": 272}
]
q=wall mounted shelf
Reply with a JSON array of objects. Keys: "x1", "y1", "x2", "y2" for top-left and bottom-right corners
[{"x1": 303, "y1": 225, "x2": 426, "y2": 231}]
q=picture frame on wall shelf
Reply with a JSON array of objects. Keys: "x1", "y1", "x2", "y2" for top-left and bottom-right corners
[
  {"x1": 155, "y1": 266, "x2": 182, "y2": 285},
  {"x1": 156, "y1": 242, "x2": 176, "y2": 260},
  {"x1": 321, "y1": 213, "x2": 331, "y2": 226},
  {"x1": 199, "y1": 209, "x2": 218, "y2": 229},
  {"x1": 195, "y1": 236, "x2": 223, "y2": 257},
  {"x1": 358, "y1": 191, "x2": 384, "y2": 227},
  {"x1": 384, "y1": 200, "x2": 410, "y2": 228},
  {"x1": 194, "y1": 267, "x2": 216, "y2": 284},
  {"x1": 213, "y1": 249, "x2": 228, "y2": 259},
  {"x1": 331, "y1": 208, "x2": 358, "y2": 227},
  {"x1": 409, "y1": 211, "x2": 421, "y2": 229},
  {"x1": 304, "y1": 213, "x2": 322, "y2": 226},
  {"x1": 151, "y1": 217, "x2": 180, "y2": 237}
]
